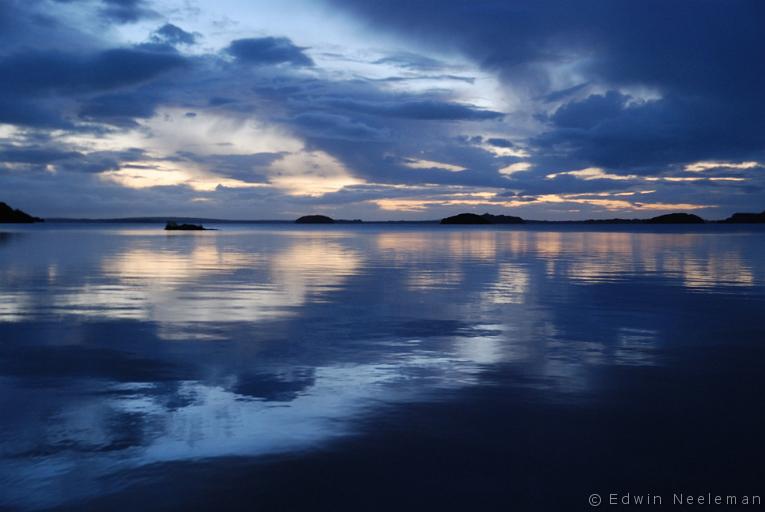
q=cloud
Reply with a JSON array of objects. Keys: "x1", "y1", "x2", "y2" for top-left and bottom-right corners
[
  {"x1": 534, "y1": 91, "x2": 765, "y2": 172},
  {"x1": 329, "y1": 0, "x2": 765, "y2": 172},
  {"x1": 372, "y1": 74, "x2": 476, "y2": 85},
  {"x1": 225, "y1": 37, "x2": 314, "y2": 67},
  {"x1": 0, "y1": 140, "x2": 149, "y2": 175},
  {"x1": 151, "y1": 23, "x2": 198, "y2": 47},
  {"x1": 99, "y1": 0, "x2": 157, "y2": 23},
  {"x1": 2, "y1": 0, "x2": 764, "y2": 220},
  {"x1": 549, "y1": 91, "x2": 631, "y2": 130},
  {"x1": 403, "y1": 158, "x2": 466, "y2": 172},
  {"x1": 174, "y1": 151, "x2": 286, "y2": 183},
  {"x1": 486, "y1": 137, "x2": 513, "y2": 148},
  {"x1": 325, "y1": 98, "x2": 503, "y2": 121},
  {"x1": 373, "y1": 51, "x2": 446, "y2": 71},
  {"x1": 79, "y1": 92, "x2": 162, "y2": 126},
  {"x1": 291, "y1": 112, "x2": 388, "y2": 140},
  {"x1": 0, "y1": 145, "x2": 82, "y2": 165},
  {"x1": 0, "y1": 41, "x2": 188, "y2": 127},
  {"x1": 0, "y1": 48, "x2": 188, "y2": 94},
  {"x1": 0, "y1": 98, "x2": 72, "y2": 128}
]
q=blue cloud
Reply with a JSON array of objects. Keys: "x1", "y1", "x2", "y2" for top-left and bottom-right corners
[
  {"x1": 292, "y1": 112, "x2": 388, "y2": 140},
  {"x1": 0, "y1": 48, "x2": 187, "y2": 94},
  {"x1": 534, "y1": 91, "x2": 765, "y2": 171},
  {"x1": 99, "y1": 0, "x2": 157, "y2": 23},
  {"x1": 2, "y1": 0, "x2": 764, "y2": 219},
  {"x1": 78, "y1": 92, "x2": 162, "y2": 126},
  {"x1": 325, "y1": 98, "x2": 503, "y2": 121},
  {"x1": 329, "y1": 0, "x2": 765, "y2": 171},
  {"x1": 0, "y1": 98, "x2": 71, "y2": 128},
  {"x1": 372, "y1": 52, "x2": 446, "y2": 71},
  {"x1": 151, "y1": 23, "x2": 198, "y2": 46},
  {"x1": 486, "y1": 138, "x2": 513, "y2": 148},
  {"x1": 174, "y1": 152, "x2": 286, "y2": 183},
  {"x1": 225, "y1": 37, "x2": 314, "y2": 67}
]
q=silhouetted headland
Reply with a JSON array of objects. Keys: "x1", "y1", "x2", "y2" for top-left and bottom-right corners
[
  {"x1": 441, "y1": 213, "x2": 525, "y2": 225},
  {"x1": 295, "y1": 215, "x2": 335, "y2": 224},
  {"x1": 164, "y1": 221, "x2": 208, "y2": 231},
  {"x1": 437, "y1": 211, "x2": 755, "y2": 225},
  {"x1": 0, "y1": 202, "x2": 43, "y2": 223},
  {"x1": 722, "y1": 210, "x2": 765, "y2": 223}
]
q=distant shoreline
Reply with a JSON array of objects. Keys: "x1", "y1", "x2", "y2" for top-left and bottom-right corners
[
  {"x1": 39, "y1": 217, "x2": 765, "y2": 225},
  {"x1": 43, "y1": 217, "x2": 441, "y2": 224},
  {"x1": 2, "y1": 201, "x2": 762, "y2": 225}
]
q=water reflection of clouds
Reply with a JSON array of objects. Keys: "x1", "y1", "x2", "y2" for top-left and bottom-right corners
[
  {"x1": 527, "y1": 232, "x2": 757, "y2": 290},
  {"x1": 0, "y1": 354, "x2": 503, "y2": 508},
  {"x1": 7, "y1": 238, "x2": 363, "y2": 327},
  {"x1": 482, "y1": 263, "x2": 530, "y2": 304},
  {"x1": 0, "y1": 227, "x2": 763, "y2": 509}
]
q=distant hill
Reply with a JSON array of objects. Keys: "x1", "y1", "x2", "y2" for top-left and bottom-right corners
[
  {"x1": 646, "y1": 213, "x2": 705, "y2": 224},
  {"x1": 441, "y1": 213, "x2": 524, "y2": 225},
  {"x1": 0, "y1": 202, "x2": 43, "y2": 223},
  {"x1": 295, "y1": 215, "x2": 335, "y2": 224},
  {"x1": 722, "y1": 210, "x2": 765, "y2": 223}
]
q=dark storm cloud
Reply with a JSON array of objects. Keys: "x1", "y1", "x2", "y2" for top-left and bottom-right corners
[
  {"x1": 0, "y1": 145, "x2": 82, "y2": 165},
  {"x1": 0, "y1": 48, "x2": 187, "y2": 94},
  {"x1": 328, "y1": 0, "x2": 765, "y2": 172},
  {"x1": 225, "y1": 37, "x2": 314, "y2": 67},
  {"x1": 0, "y1": 140, "x2": 148, "y2": 174},
  {"x1": 0, "y1": 98, "x2": 72, "y2": 128},
  {"x1": 549, "y1": 91, "x2": 629, "y2": 130},
  {"x1": 533, "y1": 91, "x2": 765, "y2": 172},
  {"x1": 0, "y1": 38, "x2": 188, "y2": 127},
  {"x1": 79, "y1": 92, "x2": 163, "y2": 126}
]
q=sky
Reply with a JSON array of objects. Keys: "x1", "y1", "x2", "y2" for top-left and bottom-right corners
[{"x1": 1, "y1": 0, "x2": 764, "y2": 220}]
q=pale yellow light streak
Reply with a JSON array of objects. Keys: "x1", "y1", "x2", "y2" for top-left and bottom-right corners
[
  {"x1": 404, "y1": 159, "x2": 466, "y2": 172},
  {"x1": 684, "y1": 161, "x2": 760, "y2": 172}
]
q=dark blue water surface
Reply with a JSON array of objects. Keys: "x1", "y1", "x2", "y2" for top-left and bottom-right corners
[{"x1": 0, "y1": 224, "x2": 763, "y2": 511}]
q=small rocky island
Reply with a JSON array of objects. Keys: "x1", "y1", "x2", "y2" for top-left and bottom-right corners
[
  {"x1": 0, "y1": 202, "x2": 43, "y2": 223},
  {"x1": 441, "y1": 213, "x2": 525, "y2": 225},
  {"x1": 165, "y1": 221, "x2": 208, "y2": 231},
  {"x1": 646, "y1": 213, "x2": 705, "y2": 224},
  {"x1": 295, "y1": 215, "x2": 335, "y2": 224}
]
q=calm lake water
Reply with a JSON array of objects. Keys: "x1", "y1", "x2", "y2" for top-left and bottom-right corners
[{"x1": 0, "y1": 224, "x2": 763, "y2": 510}]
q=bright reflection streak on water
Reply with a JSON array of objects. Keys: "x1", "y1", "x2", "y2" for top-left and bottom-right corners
[{"x1": 0, "y1": 224, "x2": 763, "y2": 509}]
